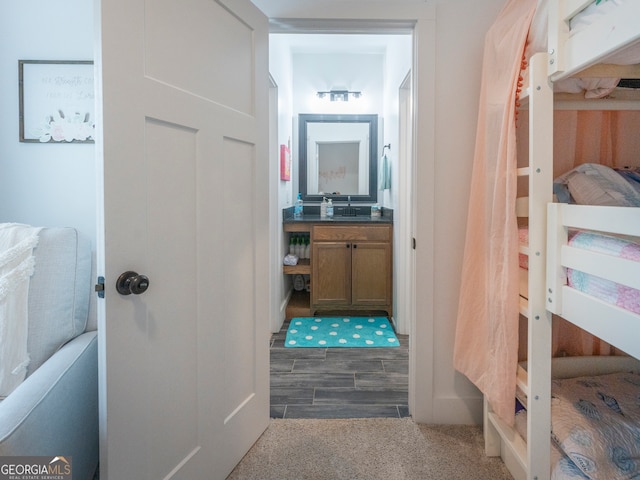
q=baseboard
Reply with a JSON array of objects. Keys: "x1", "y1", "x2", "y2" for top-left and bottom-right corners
[{"x1": 274, "y1": 290, "x2": 291, "y2": 333}]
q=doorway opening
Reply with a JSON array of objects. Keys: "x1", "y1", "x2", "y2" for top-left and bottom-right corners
[{"x1": 268, "y1": 28, "x2": 415, "y2": 419}]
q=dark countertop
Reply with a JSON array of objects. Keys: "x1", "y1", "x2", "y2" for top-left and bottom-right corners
[
  {"x1": 283, "y1": 205, "x2": 393, "y2": 225},
  {"x1": 283, "y1": 214, "x2": 392, "y2": 224}
]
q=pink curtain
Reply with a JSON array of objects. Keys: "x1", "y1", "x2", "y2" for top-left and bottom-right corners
[
  {"x1": 556, "y1": 110, "x2": 640, "y2": 172},
  {"x1": 453, "y1": 0, "x2": 537, "y2": 426}
]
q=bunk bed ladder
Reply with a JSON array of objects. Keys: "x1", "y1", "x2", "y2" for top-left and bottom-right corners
[
  {"x1": 484, "y1": 52, "x2": 555, "y2": 480},
  {"x1": 525, "y1": 52, "x2": 554, "y2": 480}
]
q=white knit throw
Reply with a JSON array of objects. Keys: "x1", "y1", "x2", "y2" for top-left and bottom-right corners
[{"x1": 0, "y1": 223, "x2": 41, "y2": 399}]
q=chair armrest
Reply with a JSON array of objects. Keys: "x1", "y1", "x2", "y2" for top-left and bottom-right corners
[{"x1": 0, "y1": 331, "x2": 98, "y2": 480}]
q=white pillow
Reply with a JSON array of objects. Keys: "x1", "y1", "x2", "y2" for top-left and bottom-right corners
[{"x1": 556, "y1": 163, "x2": 640, "y2": 207}]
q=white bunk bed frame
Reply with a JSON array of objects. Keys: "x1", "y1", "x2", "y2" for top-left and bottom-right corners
[{"x1": 484, "y1": 1, "x2": 640, "y2": 479}]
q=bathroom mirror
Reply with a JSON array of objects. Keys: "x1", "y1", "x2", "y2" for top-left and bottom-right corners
[{"x1": 298, "y1": 114, "x2": 378, "y2": 203}]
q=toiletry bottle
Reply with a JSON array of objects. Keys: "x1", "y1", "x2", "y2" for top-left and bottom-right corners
[
  {"x1": 320, "y1": 197, "x2": 328, "y2": 218},
  {"x1": 294, "y1": 193, "x2": 303, "y2": 219},
  {"x1": 326, "y1": 199, "x2": 334, "y2": 218},
  {"x1": 295, "y1": 236, "x2": 303, "y2": 258},
  {"x1": 289, "y1": 235, "x2": 296, "y2": 255},
  {"x1": 371, "y1": 203, "x2": 381, "y2": 217},
  {"x1": 304, "y1": 235, "x2": 310, "y2": 259}
]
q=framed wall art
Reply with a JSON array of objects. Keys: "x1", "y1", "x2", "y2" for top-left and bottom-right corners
[
  {"x1": 19, "y1": 60, "x2": 95, "y2": 143},
  {"x1": 280, "y1": 143, "x2": 291, "y2": 181}
]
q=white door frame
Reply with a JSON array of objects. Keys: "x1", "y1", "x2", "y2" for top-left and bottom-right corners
[
  {"x1": 265, "y1": 6, "x2": 436, "y2": 422},
  {"x1": 396, "y1": 70, "x2": 413, "y2": 338},
  {"x1": 268, "y1": 75, "x2": 282, "y2": 334}
]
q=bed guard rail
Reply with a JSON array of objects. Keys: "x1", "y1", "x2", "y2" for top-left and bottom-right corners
[{"x1": 546, "y1": 202, "x2": 640, "y2": 314}]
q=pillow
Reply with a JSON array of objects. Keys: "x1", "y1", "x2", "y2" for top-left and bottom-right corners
[
  {"x1": 550, "y1": 372, "x2": 640, "y2": 480},
  {"x1": 553, "y1": 77, "x2": 619, "y2": 99},
  {"x1": 555, "y1": 163, "x2": 640, "y2": 207},
  {"x1": 553, "y1": 182, "x2": 573, "y2": 204},
  {"x1": 616, "y1": 169, "x2": 640, "y2": 195},
  {"x1": 25, "y1": 227, "x2": 91, "y2": 376}
]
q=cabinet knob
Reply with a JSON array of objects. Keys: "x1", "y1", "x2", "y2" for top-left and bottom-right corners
[{"x1": 353, "y1": 244, "x2": 358, "y2": 248}]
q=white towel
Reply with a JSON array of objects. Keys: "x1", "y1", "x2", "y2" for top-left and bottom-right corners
[
  {"x1": 283, "y1": 254, "x2": 299, "y2": 266},
  {"x1": 0, "y1": 223, "x2": 42, "y2": 398},
  {"x1": 378, "y1": 154, "x2": 391, "y2": 190}
]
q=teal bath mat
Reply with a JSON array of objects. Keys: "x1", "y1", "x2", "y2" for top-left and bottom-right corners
[{"x1": 285, "y1": 317, "x2": 399, "y2": 348}]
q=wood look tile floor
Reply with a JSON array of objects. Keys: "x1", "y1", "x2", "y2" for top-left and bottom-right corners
[{"x1": 270, "y1": 318, "x2": 409, "y2": 419}]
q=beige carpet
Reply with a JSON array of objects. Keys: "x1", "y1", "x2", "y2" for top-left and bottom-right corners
[{"x1": 227, "y1": 418, "x2": 513, "y2": 479}]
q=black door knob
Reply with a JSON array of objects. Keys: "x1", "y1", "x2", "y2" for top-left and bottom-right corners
[{"x1": 116, "y1": 271, "x2": 150, "y2": 295}]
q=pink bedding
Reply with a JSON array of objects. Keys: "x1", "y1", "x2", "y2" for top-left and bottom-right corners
[
  {"x1": 519, "y1": 227, "x2": 640, "y2": 314},
  {"x1": 568, "y1": 231, "x2": 640, "y2": 315}
]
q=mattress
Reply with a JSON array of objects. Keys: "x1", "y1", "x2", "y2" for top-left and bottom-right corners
[
  {"x1": 518, "y1": 226, "x2": 640, "y2": 315},
  {"x1": 526, "y1": 0, "x2": 640, "y2": 97},
  {"x1": 515, "y1": 370, "x2": 640, "y2": 479},
  {"x1": 567, "y1": 230, "x2": 640, "y2": 314}
]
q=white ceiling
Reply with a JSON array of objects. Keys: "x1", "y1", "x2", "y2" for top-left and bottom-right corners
[
  {"x1": 252, "y1": 0, "x2": 429, "y2": 9},
  {"x1": 272, "y1": 33, "x2": 404, "y2": 55}
]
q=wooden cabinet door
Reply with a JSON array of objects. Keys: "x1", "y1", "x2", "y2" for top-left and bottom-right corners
[
  {"x1": 351, "y1": 242, "x2": 392, "y2": 306},
  {"x1": 312, "y1": 241, "x2": 351, "y2": 307}
]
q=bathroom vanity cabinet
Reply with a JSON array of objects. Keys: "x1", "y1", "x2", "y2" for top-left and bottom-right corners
[
  {"x1": 312, "y1": 224, "x2": 392, "y2": 314},
  {"x1": 284, "y1": 219, "x2": 392, "y2": 316}
]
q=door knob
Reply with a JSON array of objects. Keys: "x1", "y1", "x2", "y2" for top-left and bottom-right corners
[{"x1": 116, "y1": 271, "x2": 150, "y2": 295}]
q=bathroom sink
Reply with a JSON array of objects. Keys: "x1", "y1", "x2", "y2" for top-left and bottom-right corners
[{"x1": 340, "y1": 207, "x2": 357, "y2": 216}]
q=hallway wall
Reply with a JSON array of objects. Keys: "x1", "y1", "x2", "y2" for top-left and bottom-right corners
[{"x1": 431, "y1": 0, "x2": 505, "y2": 423}]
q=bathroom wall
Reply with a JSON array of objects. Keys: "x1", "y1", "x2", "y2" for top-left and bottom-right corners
[
  {"x1": 270, "y1": 33, "x2": 411, "y2": 209},
  {"x1": 269, "y1": 33, "x2": 411, "y2": 331},
  {"x1": 291, "y1": 49, "x2": 384, "y2": 202}
]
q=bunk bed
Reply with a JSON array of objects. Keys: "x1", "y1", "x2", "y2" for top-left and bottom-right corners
[{"x1": 455, "y1": 1, "x2": 640, "y2": 479}]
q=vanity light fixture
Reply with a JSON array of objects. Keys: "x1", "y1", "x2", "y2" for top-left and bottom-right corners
[{"x1": 316, "y1": 90, "x2": 362, "y2": 102}]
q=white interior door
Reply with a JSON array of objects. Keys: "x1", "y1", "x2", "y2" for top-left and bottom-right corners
[{"x1": 94, "y1": 1, "x2": 270, "y2": 478}]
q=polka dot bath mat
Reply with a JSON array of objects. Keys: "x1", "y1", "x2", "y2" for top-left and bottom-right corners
[{"x1": 285, "y1": 317, "x2": 399, "y2": 348}]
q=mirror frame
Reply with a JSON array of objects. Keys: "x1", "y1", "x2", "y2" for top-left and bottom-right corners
[{"x1": 298, "y1": 113, "x2": 378, "y2": 203}]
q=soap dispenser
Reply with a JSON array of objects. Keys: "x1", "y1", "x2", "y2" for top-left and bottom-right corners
[
  {"x1": 320, "y1": 197, "x2": 328, "y2": 218},
  {"x1": 326, "y1": 199, "x2": 334, "y2": 218}
]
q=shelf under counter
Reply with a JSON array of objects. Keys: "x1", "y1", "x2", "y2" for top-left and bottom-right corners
[{"x1": 283, "y1": 258, "x2": 310, "y2": 275}]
